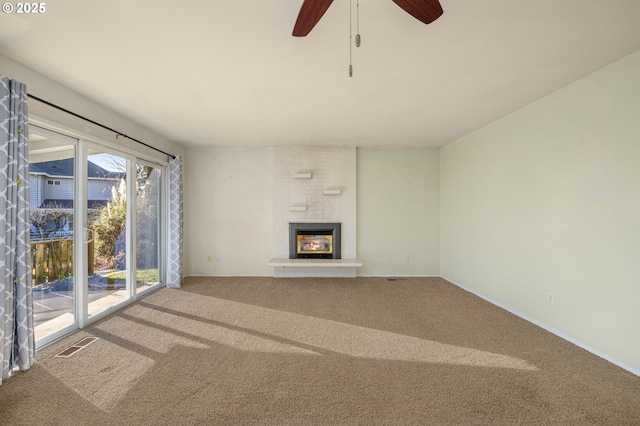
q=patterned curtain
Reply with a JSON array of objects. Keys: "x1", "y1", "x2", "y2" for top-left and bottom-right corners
[
  {"x1": 0, "y1": 76, "x2": 35, "y2": 385},
  {"x1": 167, "y1": 155, "x2": 183, "y2": 288}
]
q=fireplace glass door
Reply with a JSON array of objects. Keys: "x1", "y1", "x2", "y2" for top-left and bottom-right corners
[
  {"x1": 289, "y1": 223, "x2": 341, "y2": 259},
  {"x1": 297, "y1": 235, "x2": 333, "y2": 255}
]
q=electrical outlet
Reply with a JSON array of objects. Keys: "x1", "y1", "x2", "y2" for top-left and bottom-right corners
[
  {"x1": 548, "y1": 293, "x2": 554, "y2": 304},
  {"x1": 214, "y1": 256, "x2": 220, "y2": 262},
  {"x1": 207, "y1": 255, "x2": 212, "y2": 262}
]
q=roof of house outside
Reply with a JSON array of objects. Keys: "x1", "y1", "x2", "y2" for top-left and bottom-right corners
[{"x1": 29, "y1": 158, "x2": 124, "y2": 179}]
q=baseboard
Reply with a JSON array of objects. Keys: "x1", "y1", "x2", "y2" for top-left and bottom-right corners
[
  {"x1": 186, "y1": 274, "x2": 439, "y2": 278},
  {"x1": 442, "y1": 276, "x2": 640, "y2": 377},
  {"x1": 357, "y1": 274, "x2": 440, "y2": 278},
  {"x1": 184, "y1": 274, "x2": 273, "y2": 277}
]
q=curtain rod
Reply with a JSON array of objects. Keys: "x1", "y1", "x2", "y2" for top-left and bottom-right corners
[{"x1": 27, "y1": 94, "x2": 176, "y2": 160}]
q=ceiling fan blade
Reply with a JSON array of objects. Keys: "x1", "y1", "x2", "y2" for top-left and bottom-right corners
[
  {"x1": 292, "y1": 0, "x2": 334, "y2": 37},
  {"x1": 392, "y1": 0, "x2": 443, "y2": 25}
]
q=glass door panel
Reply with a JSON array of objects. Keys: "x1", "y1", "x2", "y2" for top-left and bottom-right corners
[
  {"x1": 86, "y1": 151, "x2": 129, "y2": 317},
  {"x1": 29, "y1": 128, "x2": 77, "y2": 341},
  {"x1": 136, "y1": 163, "x2": 161, "y2": 292}
]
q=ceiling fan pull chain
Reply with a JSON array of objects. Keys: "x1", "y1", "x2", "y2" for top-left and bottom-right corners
[
  {"x1": 356, "y1": 0, "x2": 361, "y2": 47},
  {"x1": 349, "y1": 0, "x2": 353, "y2": 77}
]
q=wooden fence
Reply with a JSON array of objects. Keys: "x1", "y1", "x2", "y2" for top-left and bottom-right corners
[{"x1": 31, "y1": 238, "x2": 94, "y2": 285}]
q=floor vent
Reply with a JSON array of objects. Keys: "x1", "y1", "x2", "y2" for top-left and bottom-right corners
[
  {"x1": 55, "y1": 336, "x2": 98, "y2": 358},
  {"x1": 75, "y1": 337, "x2": 98, "y2": 347}
]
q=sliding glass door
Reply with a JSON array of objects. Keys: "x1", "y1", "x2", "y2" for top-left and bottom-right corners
[{"x1": 30, "y1": 124, "x2": 167, "y2": 347}]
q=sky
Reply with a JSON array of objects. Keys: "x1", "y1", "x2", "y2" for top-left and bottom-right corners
[{"x1": 88, "y1": 153, "x2": 126, "y2": 173}]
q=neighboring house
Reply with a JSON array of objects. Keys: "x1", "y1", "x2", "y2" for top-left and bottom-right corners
[{"x1": 29, "y1": 158, "x2": 124, "y2": 210}]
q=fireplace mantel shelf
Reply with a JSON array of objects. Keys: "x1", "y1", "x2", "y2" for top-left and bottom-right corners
[{"x1": 268, "y1": 258, "x2": 362, "y2": 278}]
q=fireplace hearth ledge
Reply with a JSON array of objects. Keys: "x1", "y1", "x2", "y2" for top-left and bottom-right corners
[{"x1": 268, "y1": 258, "x2": 362, "y2": 278}]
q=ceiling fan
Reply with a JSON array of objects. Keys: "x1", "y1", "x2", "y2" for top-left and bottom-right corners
[{"x1": 292, "y1": 0, "x2": 443, "y2": 37}]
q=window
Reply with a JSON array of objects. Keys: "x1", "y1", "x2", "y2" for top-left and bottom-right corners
[{"x1": 47, "y1": 179, "x2": 61, "y2": 185}]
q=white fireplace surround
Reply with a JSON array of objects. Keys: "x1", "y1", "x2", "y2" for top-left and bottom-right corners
[{"x1": 271, "y1": 146, "x2": 360, "y2": 277}]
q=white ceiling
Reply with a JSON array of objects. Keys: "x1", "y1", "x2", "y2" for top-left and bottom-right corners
[{"x1": 1, "y1": 0, "x2": 640, "y2": 148}]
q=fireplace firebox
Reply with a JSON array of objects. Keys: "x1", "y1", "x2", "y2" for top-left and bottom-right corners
[{"x1": 289, "y1": 223, "x2": 341, "y2": 259}]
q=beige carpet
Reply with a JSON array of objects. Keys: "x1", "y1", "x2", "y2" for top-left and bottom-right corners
[{"x1": 1, "y1": 276, "x2": 639, "y2": 425}]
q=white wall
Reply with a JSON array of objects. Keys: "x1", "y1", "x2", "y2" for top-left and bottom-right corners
[
  {"x1": 273, "y1": 146, "x2": 357, "y2": 259},
  {"x1": 184, "y1": 147, "x2": 274, "y2": 276},
  {"x1": 186, "y1": 146, "x2": 440, "y2": 277},
  {"x1": 440, "y1": 50, "x2": 640, "y2": 374},
  {"x1": 357, "y1": 148, "x2": 440, "y2": 276}
]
